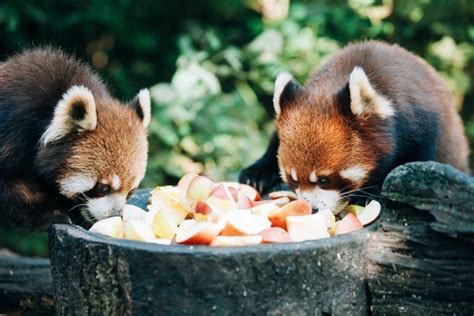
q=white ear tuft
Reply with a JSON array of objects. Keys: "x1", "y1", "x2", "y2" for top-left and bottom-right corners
[
  {"x1": 138, "y1": 89, "x2": 151, "y2": 127},
  {"x1": 40, "y1": 85, "x2": 97, "y2": 145},
  {"x1": 273, "y1": 72, "x2": 294, "y2": 117},
  {"x1": 349, "y1": 67, "x2": 394, "y2": 119}
]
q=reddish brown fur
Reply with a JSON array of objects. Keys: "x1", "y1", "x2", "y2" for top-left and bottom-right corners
[{"x1": 277, "y1": 41, "x2": 469, "y2": 193}]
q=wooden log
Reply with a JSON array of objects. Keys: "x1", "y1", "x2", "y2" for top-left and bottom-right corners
[
  {"x1": 367, "y1": 162, "x2": 474, "y2": 314},
  {"x1": 0, "y1": 254, "x2": 54, "y2": 314}
]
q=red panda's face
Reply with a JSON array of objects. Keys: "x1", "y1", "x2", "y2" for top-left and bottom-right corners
[
  {"x1": 273, "y1": 69, "x2": 394, "y2": 213},
  {"x1": 39, "y1": 86, "x2": 151, "y2": 223},
  {"x1": 277, "y1": 106, "x2": 374, "y2": 212}
]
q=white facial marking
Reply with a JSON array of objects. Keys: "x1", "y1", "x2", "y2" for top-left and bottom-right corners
[
  {"x1": 349, "y1": 66, "x2": 394, "y2": 119},
  {"x1": 290, "y1": 168, "x2": 298, "y2": 182},
  {"x1": 133, "y1": 177, "x2": 142, "y2": 189},
  {"x1": 111, "y1": 175, "x2": 121, "y2": 190},
  {"x1": 279, "y1": 168, "x2": 288, "y2": 182},
  {"x1": 309, "y1": 171, "x2": 317, "y2": 183},
  {"x1": 297, "y1": 187, "x2": 340, "y2": 213},
  {"x1": 59, "y1": 175, "x2": 96, "y2": 198},
  {"x1": 138, "y1": 88, "x2": 151, "y2": 127},
  {"x1": 340, "y1": 165, "x2": 368, "y2": 182},
  {"x1": 273, "y1": 72, "x2": 294, "y2": 117},
  {"x1": 40, "y1": 85, "x2": 97, "y2": 145},
  {"x1": 86, "y1": 193, "x2": 127, "y2": 221}
]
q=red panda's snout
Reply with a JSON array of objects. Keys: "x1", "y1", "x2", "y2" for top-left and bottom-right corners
[{"x1": 39, "y1": 86, "x2": 151, "y2": 223}]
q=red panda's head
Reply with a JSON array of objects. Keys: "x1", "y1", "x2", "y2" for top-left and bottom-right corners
[
  {"x1": 37, "y1": 86, "x2": 151, "y2": 223},
  {"x1": 274, "y1": 68, "x2": 394, "y2": 213}
]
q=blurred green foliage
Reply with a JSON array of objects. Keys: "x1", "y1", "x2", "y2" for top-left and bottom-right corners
[{"x1": 0, "y1": 0, "x2": 473, "y2": 256}]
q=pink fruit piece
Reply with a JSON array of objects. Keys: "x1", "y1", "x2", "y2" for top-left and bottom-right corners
[
  {"x1": 210, "y1": 183, "x2": 235, "y2": 201},
  {"x1": 237, "y1": 191, "x2": 252, "y2": 209},
  {"x1": 177, "y1": 173, "x2": 199, "y2": 191},
  {"x1": 186, "y1": 175, "x2": 215, "y2": 201},
  {"x1": 195, "y1": 201, "x2": 213, "y2": 215},
  {"x1": 335, "y1": 213, "x2": 363, "y2": 235},
  {"x1": 260, "y1": 227, "x2": 292, "y2": 243},
  {"x1": 268, "y1": 200, "x2": 312, "y2": 229},
  {"x1": 240, "y1": 184, "x2": 262, "y2": 201},
  {"x1": 175, "y1": 220, "x2": 225, "y2": 245},
  {"x1": 268, "y1": 190, "x2": 298, "y2": 200}
]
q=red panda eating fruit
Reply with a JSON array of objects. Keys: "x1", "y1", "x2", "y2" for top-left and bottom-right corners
[
  {"x1": 240, "y1": 41, "x2": 470, "y2": 214},
  {"x1": 0, "y1": 48, "x2": 151, "y2": 230}
]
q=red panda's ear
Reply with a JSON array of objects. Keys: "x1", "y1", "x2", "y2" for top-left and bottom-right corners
[
  {"x1": 128, "y1": 89, "x2": 151, "y2": 128},
  {"x1": 273, "y1": 72, "x2": 300, "y2": 118},
  {"x1": 40, "y1": 85, "x2": 97, "y2": 145},
  {"x1": 349, "y1": 67, "x2": 394, "y2": 119}
]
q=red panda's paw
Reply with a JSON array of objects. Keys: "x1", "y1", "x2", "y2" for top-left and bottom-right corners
[{"x1": 239, "y1": 164, "x2": 282, "y2": 195}]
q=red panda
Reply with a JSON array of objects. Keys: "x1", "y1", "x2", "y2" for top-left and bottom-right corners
[
  {"x1": 0, "y1": 48, "x2": 151, "y2": 230},
  {"x1": 240, "y1": 41, "x2": 470, "y2": 213}
]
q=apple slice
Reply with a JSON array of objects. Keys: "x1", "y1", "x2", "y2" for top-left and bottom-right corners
[
  {"x1": 122, "y1": 204, "x2": 147, "y2": 221},
  {"x1": 318, "y1": 209, "x2": 336, "y2": 235},
  {"x1": 237, "y1": 191, "x2": 252, "y2": 209},
  {"x1": 221, "y1": 209, "x2": 271, "y2": 236},
  {"x1": 204, "y1": 196, "x2": 237, "y2": 213},
  {"x1": 149, "y1": 238, "x2": 172, "y2": 245},
  {"x1": 149, "y1": 186, "x2": 191, "y2": 215},
  {"x1": 286, "y1": 213, "x2": 330, "y2": 242},
  {"x1": 195, "y1": 200, "x2": 213, "y2": 215},
  {"x1": 335, "y1": 213, "x2": 363, "y2": 235},
  {"x1": 124, "y1": 219, "x2": 156, "y2": 241},
  {"x1": 251, "y1": 202, "x2": 279, "y2": 217},
  {"x1": 240, "y1": 184, "x2": 262, "y2": 201},
  {"x1": 260, "y1": 227, "x2": 292, "y2": 243},
  {"x1": 222, "y1": 181, "x2": 241, "y2": 191},
  {"x1": 177, "y1": 173, "x2": 199, "y2": 191},
  {"x1": 268, "y1": 200, "x2": 312, "y2": 229},
  {"x1": 268, "y1": 190, "x2": 298, "y2": 200},
  {"x1": 186, "y1": 175, "x2": 215, "y2": 200},
  {"x1": 347, "y1": 204, "x2": 365, "y2": 216},
  {"x1": 357, "y1": 200, "x2": 381, "y2": 226},
  {"x1": 210, "y1": 183, "x2": 235, "y2": 201},
  {"x1": 210, "y1": 235, "x2": 263, "y2": 246},
  {"x1": 89, "y1": 216, "x2": 124, "y2": 238},
  {"x1": 271, "y1": 196, "x2": 291, "y2": 207},
  {"x1": 175, "y1": 219, "x2": 225, "y2": 245},
  {"x1": 152, "y1": 206, "x2": 188, "y2": 239}
]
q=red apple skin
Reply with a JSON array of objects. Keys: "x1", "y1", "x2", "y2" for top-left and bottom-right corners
[
  {"x1": 260, "y1": 227, "x2": 292, "y2": 243},
  {"x1": 237, "y1": 191, "x2": 252, "y2": 209},
  {"x1": 228, "y1": 187, "x2": 239, "y2": 202},
  {"x1": 176, "y1": 222, "x2": 224, "y2": 245},
  {"x1": 195, "y1": 201, "x2": 212, "y2": 215},
  {"x1": 268, "y1": 200, "x2": 312, "y2": 229},
  {"x1": 335, "y1": 213, "x2": 363, "y2": 235},
  {"x1": 240, "y1": 184, "x2": 262, "y2": 201}
]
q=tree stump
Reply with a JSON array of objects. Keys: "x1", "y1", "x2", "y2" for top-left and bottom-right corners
[{"x1": 2, "y1": 161, "x2": 473, "y2": 314}]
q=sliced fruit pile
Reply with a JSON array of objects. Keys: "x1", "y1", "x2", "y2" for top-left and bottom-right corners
[{"x1": 89, "y1": 173, "x2": 381, "y2": 246}]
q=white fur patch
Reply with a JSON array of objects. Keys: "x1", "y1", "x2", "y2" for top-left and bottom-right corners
[
  {"x1": 298, "y1": 187, "x2": 340, "y2": 212},
  {"x1": 273, "y1": 72, "x2": 294, "y2": 117},
  {"x1": 349, "y1": 67, "x2": 394, "y2": 119},
  {"x1": 138, "y1": 89, "x2": 151, "y2": 127},
  {"x1": 59, "y1": 175, "x2": 96, "y2": 198},
  {"x1": 111, "y1": 175, "x2": 121, "y2": 190},
  {"x1": 87, "y1": 193, "x2": 127, "y2": 220},
  {"x1": 40, "y1": 85, "x2": 97, "y2": 145},
  {"x1": 290, "y1": 168, "x2": 298, "y2": 182},
  {"x1": 340, "y1": 165, "x2": 368, "y2": 182},
  {"x1": 279, "y1": 168, "x2": 288, "y2": 183},
  {"x1": 309, "y1": 171, "x2": 317, "y2": 183}
]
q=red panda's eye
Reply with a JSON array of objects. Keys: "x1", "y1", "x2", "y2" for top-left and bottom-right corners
[
  {"x1": 318, "y1": 176, "x2": 331, "y2": 187},
  {"x1": 94, "y1": 183, "x2": 111, "y2": 197}
]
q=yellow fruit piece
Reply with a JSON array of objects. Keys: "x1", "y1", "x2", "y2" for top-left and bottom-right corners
[
  {"x1": 347, "y1": 204, "x2": 365, "y2": 216},
  {"x1": 318, "y1": 209, "x2": 336, "y2": 236},
  {"x1": 152, "y1": 208, "x2": 188, "y2": 239},
  {"x1": 89, "y1": 216, "x2": 124, "y2": 238},
  {"x1": 123, "y1": 219, "x2": 156, "y2": 241}
]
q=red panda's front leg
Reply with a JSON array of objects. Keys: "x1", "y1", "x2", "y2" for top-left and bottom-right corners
[
  {"x1": 239, "y1": 132, "x2": 282, "y2": 194},
  {"x1": 0, "y1": 177, "x2": 71, "y2": 230}
]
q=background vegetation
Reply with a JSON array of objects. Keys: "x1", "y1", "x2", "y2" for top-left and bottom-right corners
[{"x1": 0, "y1": 0, "x2": 473, "y2": 256}]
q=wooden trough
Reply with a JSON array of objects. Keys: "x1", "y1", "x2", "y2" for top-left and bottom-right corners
[{"x1": 1, "y1": 161, "x2": 473, "y2": 314}]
